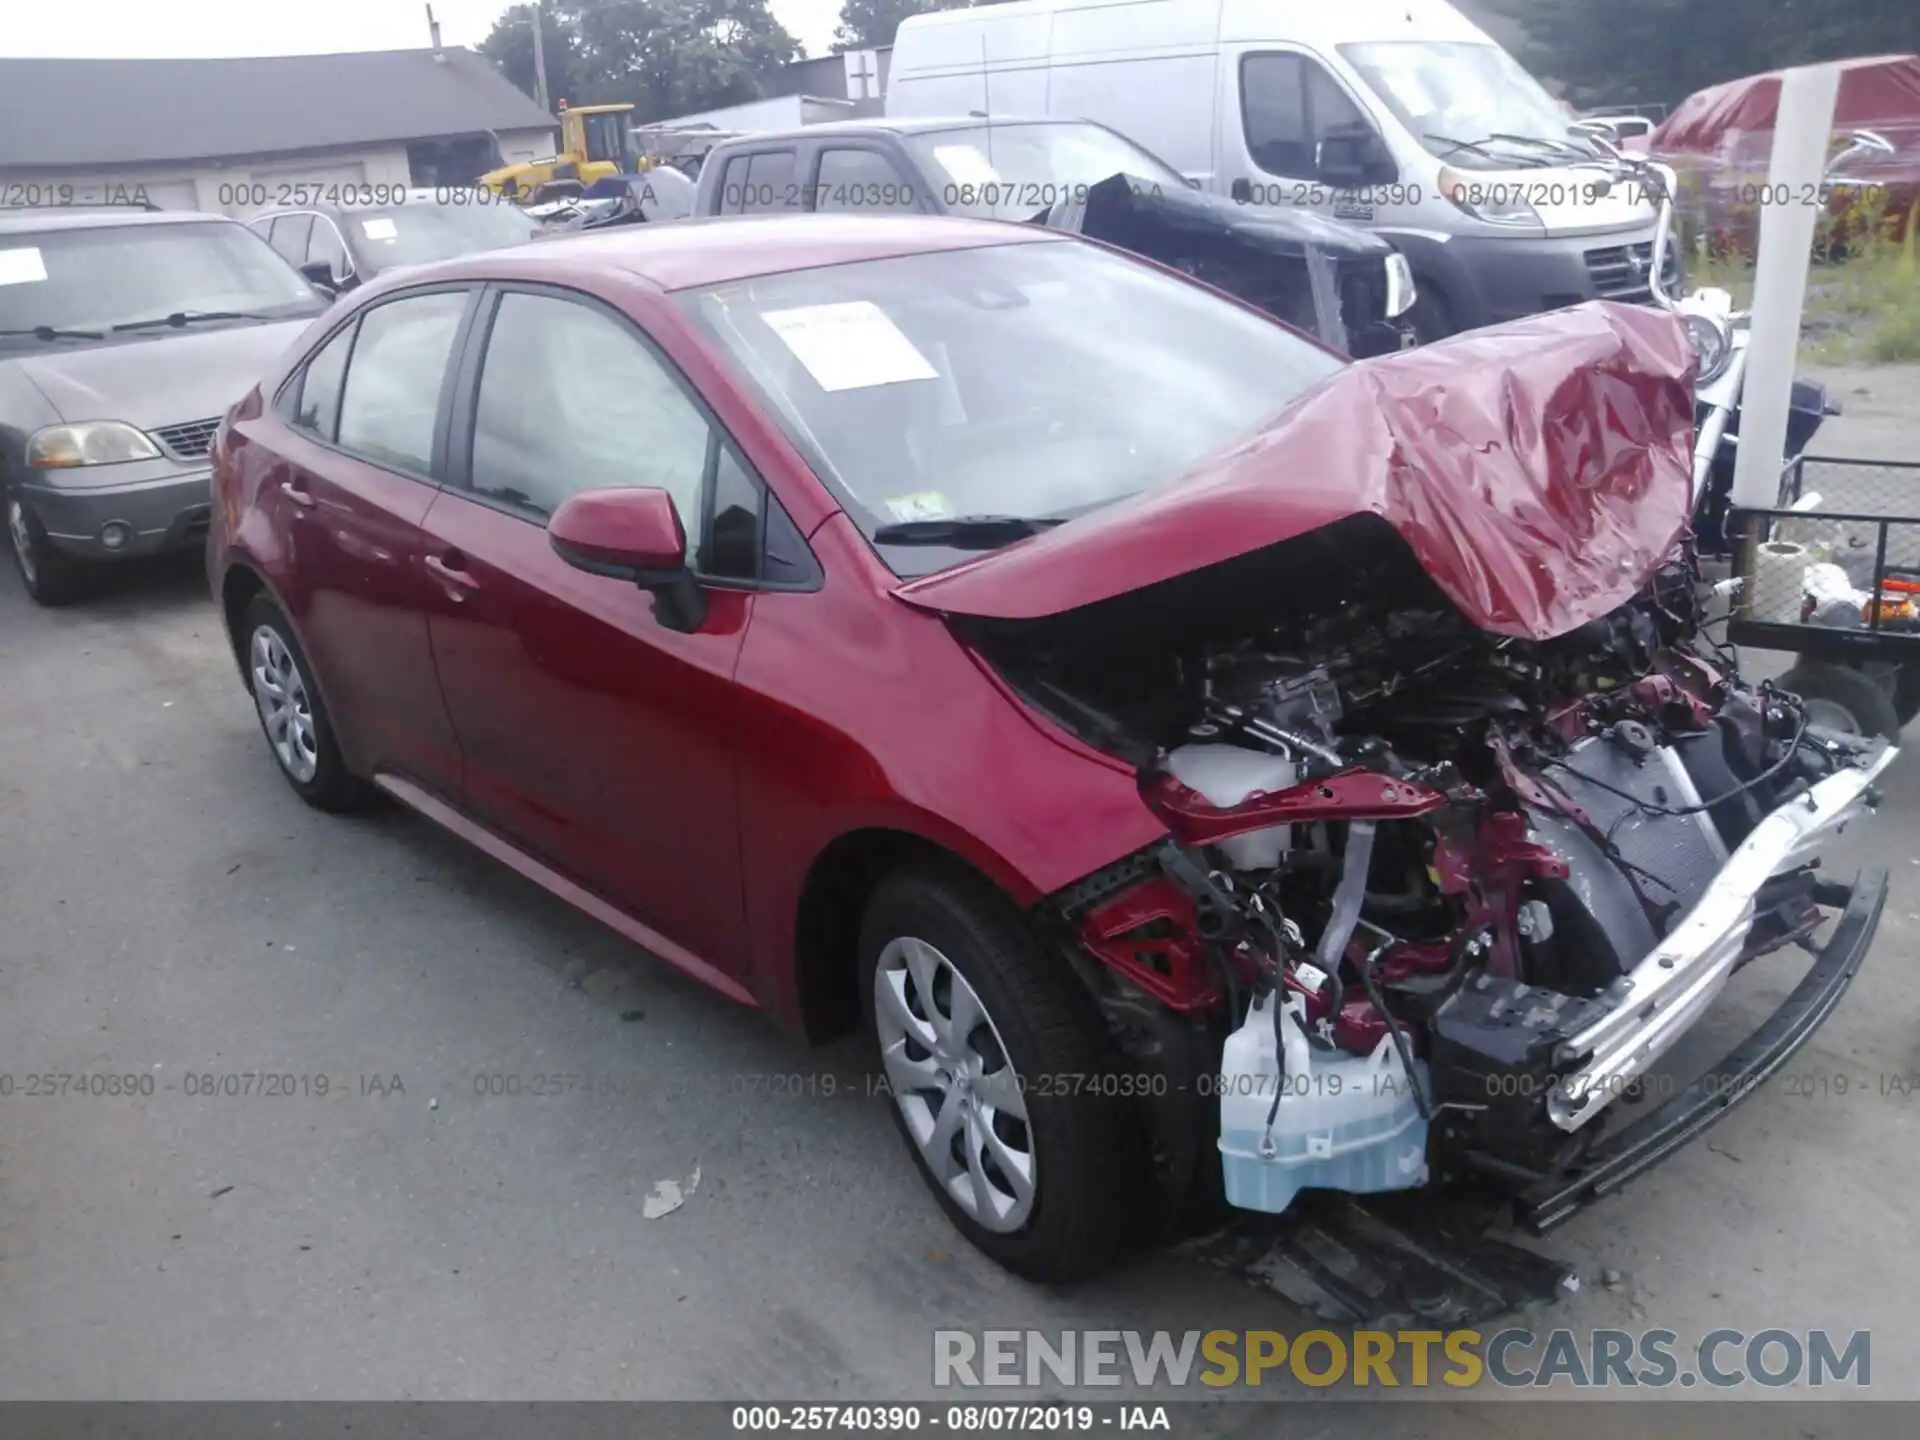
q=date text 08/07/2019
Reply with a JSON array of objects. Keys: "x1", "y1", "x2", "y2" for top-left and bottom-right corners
[{"x1": 731, "y1": 1404, "x2": 1173, "y2": 1432}]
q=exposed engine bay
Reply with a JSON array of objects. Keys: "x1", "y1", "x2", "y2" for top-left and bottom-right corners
[{"x1": 965, "y1": 514, "x2": 1895, "y2": 1229}]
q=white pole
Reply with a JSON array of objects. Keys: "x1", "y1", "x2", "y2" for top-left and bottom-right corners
[{"x1": 1729, "y1": 62, "x2": 1842, "y2": 511}]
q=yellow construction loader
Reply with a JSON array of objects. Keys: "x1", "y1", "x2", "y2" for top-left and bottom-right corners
[{"x1": 479, "y1": 101, "x2": 641, "y2": 203}]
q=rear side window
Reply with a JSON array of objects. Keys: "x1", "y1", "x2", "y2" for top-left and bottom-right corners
[
  {"x1": 335, "y1": 291, "x2": 467, "y2": 474},
  {"x1": 293, "y1": 323, "x2": 354, "y2": 440},
  {"x1": 814, "y1": 150, "x2": 921, "y2": 213},
  {"x1": 739, "y1": 151, "x2": 800, "y2": 214}
]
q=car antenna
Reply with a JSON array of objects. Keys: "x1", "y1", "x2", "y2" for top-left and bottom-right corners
[{"x1": 979, "y1": 35, "x2": 996, "y2": 176}]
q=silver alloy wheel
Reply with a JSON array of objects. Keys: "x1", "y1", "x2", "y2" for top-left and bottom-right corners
[
  {"x1": 1803, "y1": 697, "x2": 1863, "y2": 736},
  {"x1": 874, "y1": 935, "x2": 1037, "y2": 1233},
  {"x1": 250, "y1": 624, "x2": 320, "y2": 783},
  {"x1": 7, "y1": 498, "x2": 36, "y2": 586}
]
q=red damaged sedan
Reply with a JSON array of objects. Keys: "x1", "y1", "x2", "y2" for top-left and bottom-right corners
[{"x1": 208, "y1": 215, "x2": 1894, "y2": 1282}]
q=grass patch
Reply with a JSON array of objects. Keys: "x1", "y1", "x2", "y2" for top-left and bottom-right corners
[{"x1": 1677, "y1": 196, "x2": 1920, "y2": 365}]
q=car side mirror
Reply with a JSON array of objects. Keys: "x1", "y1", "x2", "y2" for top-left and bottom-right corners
[
  {"x1": 1317, "y1": 129, "x2": 1394, "y2": 186},
  {"x1": 548, "y1": 486, "x2": 707, "y2": 632},
  {"x1": 1230, "y1": 177, "x2": 1253, "y2": 204},
  {"x1": 299, "y1": 260, "x2": 339, "y2": 295}
]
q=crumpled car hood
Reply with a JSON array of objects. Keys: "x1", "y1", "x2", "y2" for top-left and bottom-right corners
[{"x1": 893, "y1": 302, "x2": 1696, "y2": 641}]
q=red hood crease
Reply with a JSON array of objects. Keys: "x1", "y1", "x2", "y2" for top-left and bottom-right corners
[{"x1": 893, "y1": 301, "x2": 1698, "y2": 641}]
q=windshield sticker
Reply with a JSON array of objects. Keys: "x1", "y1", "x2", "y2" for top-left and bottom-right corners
[
  {"x1": 883, "y1": 491, "x2": 951, "y2": 523},
  {"x1": 359, "y1": 217, "x2": 399, "y2": 241},
  {"x1": 760, "y1": 301, "x2": 938, "y2": 392},
  {"x1": 931, "y1": 145, "x2": 1003, "y2": 188},
  {"x1": 0, "y1": 247, "x2": 48, "y2": 286}
]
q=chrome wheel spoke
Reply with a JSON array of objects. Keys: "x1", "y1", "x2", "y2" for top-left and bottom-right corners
[
  {"x1": 249, "y1": 624, "x2": 320, "y2": 783},
  {"x1": 971, "y1": 1064, "x2": 1028, "y2": 1120},
  {"x1": 873, "y1": 934, "x2": 1036, "y2": 1234},
  {"x1": 977, "y1": 1109, "x2": 1034, "y2": 1212}
]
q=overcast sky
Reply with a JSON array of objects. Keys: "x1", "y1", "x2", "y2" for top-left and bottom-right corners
[{"x1": 8, "y1": 0, "x2": 846, "y2": 73}]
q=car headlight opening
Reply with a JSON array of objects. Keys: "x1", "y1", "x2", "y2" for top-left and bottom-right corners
[{"x1": 26, "y1": 421, "x2": 164, "y2": 469}]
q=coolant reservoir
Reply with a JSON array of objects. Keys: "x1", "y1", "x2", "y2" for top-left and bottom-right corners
[
  {"x1": 1217, "y1": 989, "x2": 1429, "y2": 1215},
  {"x1": 1165, "y1": 744, "x2": 1297, "y2": 870}
]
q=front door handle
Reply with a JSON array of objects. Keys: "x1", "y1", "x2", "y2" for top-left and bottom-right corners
[
  {"x1": 281, "y1": 477, "x2": 317, "y2": 510},
  {"x1": 424, "y1": 550, "x2": 480, "y2": 599}
]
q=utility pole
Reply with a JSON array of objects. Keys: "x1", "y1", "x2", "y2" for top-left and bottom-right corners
[{"x1": 529, "y1": 0, "x2": 553, "y2": 114}]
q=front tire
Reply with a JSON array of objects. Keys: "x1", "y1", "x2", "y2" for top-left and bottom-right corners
[
  {"x1": 7, "y1": 494, "x2": 96, "y2": 606},
  {"x1": 243, "y1": 594, "x2": 375, "y2": 812},
  {"x1": 860, "y1": 866, "x2": 1137, "y2": 1283},
  {"x1": 1779, "y1": 662, "x2": 1902, "y2": 740}
]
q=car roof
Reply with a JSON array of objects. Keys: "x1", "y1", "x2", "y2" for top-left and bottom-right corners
[
  {"x1": 378, "y1": 212, "x2": 1062, "y2": 293},
  {"x1": 0, "y1": 208, "x2": 235, "y2": 236},
  {"x1": 713, "y1": 115, "x2": 1090, "y2": 144}
]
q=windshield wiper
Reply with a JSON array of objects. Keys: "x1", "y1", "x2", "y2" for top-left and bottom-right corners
[
  {"x1": 871, "y1": 514, "x2": 1068, "y2": 548},
  {"x1": 111, "y1": 309, "x2": 278, "y2": 332},
  {"x1": 0, "y1": 325, "x2": 107, "y2": 341},
  {"x1": 1425, "y1": 133, "x2": 1552, "y2": 167},
  {"x1": 1482, "y1": 131, "x2": 1595, "y2": 160}
]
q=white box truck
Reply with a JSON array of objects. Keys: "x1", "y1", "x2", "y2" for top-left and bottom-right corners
[{"x1": 887, "y1": 0, "x2": 1667, "y2": 340}]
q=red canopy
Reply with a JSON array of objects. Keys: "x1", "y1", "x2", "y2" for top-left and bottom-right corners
[{"x1": 1653, "y1": 54, "x2": 1920, "y2": 158}]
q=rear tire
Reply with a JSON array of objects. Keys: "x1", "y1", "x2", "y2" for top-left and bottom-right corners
[
  {"x1": 860, "y1": 865, "x2": 1138, "y2": 1283},
  {"x1": 243, "y1": 594, "x2": 376, "y2": 813},
  {"x1": 1779, "y1": 662, "x2": 1901, "y2": 741},
  {"x1": 7, "y1": 494, "x2": 96, "y2": 607}
]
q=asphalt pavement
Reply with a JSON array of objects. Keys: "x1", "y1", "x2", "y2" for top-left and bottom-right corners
[{"x1": 2, "y1": 368, "x2": 1919, "y2": 1410}]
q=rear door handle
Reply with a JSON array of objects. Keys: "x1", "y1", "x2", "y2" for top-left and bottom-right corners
[
  {"x1": 281, "y1": 477, "x2": 316, "y2": 510},
  {"x1": 424, "y1": 550, "x2": 481, "y2": 598}
]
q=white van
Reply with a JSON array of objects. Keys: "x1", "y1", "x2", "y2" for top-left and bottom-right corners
[{"x1": 887, "y1": 0, "x2": 1667, "y2": 341}]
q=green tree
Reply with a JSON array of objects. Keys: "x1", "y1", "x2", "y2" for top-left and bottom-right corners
[
  {"x1": 479, "y1": 4, "x2": 583, "y2": 108},
  {"x1": 574, "y1": 0, "x2": 801, "y2": 118},
  {"x1": 832, "y1": 0, "x2": 973, "y2": 52},
  {"x1": 1486, "y1": 0, "x2": 1919, "y2": 107},
  {"x1": 480, "y1": 0, "x2": 801, "y2": 122}
]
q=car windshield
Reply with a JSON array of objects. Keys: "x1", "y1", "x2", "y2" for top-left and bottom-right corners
[
  {"x1": 677, "y1": 239, "x2": 1343, "y2": 576},
  {"x1": 903, "y1": 122, "x2": 1189, "y2": 220},
  {"x1": 0, "y1": 220, "x2": 323, "y2": 345},
  {"x1": 1340, "y1": 41, "x2": 1586, "y2": 169},
  {"x1": 345, "y1": 202, "x2": 543, "y2": 274}
]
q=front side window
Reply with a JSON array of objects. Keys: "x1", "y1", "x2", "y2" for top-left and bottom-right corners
[
  {"x1": 904, "y1": 122, "x2": 1187, "y2": 221},
  {"x1": 468, "y1": 292, "x2": 711, "y2": 525},
  {"x1": 0, "y1": 220, "x2": 325, "y2": 351},
  {"x1": 1241, "y1": 53, "x2": 1384, "y2": 182},
  {"x1": 334, "y1": 291, "x2": 468, "y2": 474},
  {"x1": 814, "y1": 150, "x2": 922, "y2": 213},
  {"x1": 678, "y1": 239, "x2": 1342, "y2": 578},
  {"x1": 306, "y1": 218, "x2": 351, "y2": 279},
  {"x1": 268, "y1": 213, "x2": 314, "y2": 266}
]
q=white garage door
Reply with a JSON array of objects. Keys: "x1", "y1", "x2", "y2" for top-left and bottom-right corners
[{"x1": 223, "y1": 161, "x2": 371, "y2": 216}]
